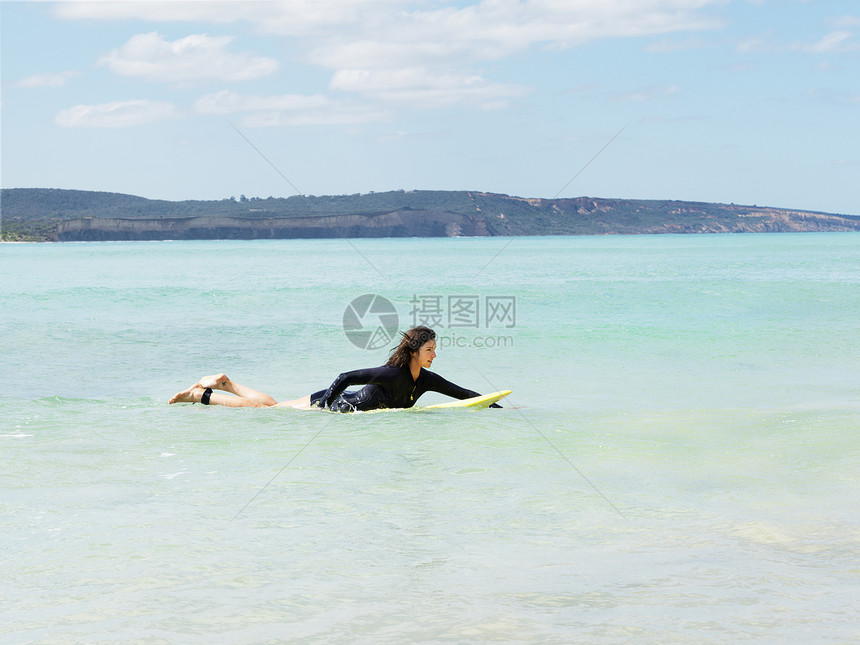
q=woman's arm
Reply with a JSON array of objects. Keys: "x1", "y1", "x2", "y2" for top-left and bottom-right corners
[
  {"x1": 423, "y1": 372, "x2": 481, "y2": 399},
  {"x1": 422, "y1": 371, "x2": 503, "y2": 407}
]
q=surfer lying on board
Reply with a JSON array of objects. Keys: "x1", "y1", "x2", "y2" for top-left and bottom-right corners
[{"x1": 168, "y1": 326, "x2": 501, "y2": 412}]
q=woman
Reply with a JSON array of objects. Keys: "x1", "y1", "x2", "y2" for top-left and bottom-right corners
[{"x1": 168, "y1": 326, "x2": 501, "y2": 411}]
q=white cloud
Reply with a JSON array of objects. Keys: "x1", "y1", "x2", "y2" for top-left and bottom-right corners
[
  {"x1": 735, "y1": 32, "x2": 778, "y2": 54},
  {"x1": 292, "y1": 1, "x2": 722, "y2": 111},
  {"x1": 58, "y1": 1, "x2": 724, "y2": 68},
  {"x1": 239, "y1": 106, "x2": 391, "y2": 128},
  {"x1": 739, "y1": 28, "x2": 859, "y2": 56},
  {"x1": 16, "y1": 71, "x2": 80, "y2": 88},
  {"x1": 54, "y1": 99, "x2": 180, "y2": 127},
  {"x1": 52, "y1": 1, "x2": 265, "y2": 23},
  {"x1": 193, "y1": 90, "x2": 390, "y2": 127},
  {"x1": 329, "y1": 68, "x2": 528, "y2": 108},
  {"x1": 52, "y1": 0, "x2": 373, "y2": 37},
  {"x1": 56, "y1": 1, "x2": 725, "y2": 110},
  {"x1": 306, "y1": 0, "x2": 724, "y2": 70},
  {"x1": 193, "y1": 90, "x2": 329, "y2": 115},
  {"x1": 831, "y1": 15, "x2": 860, "y2": 29},
  {"x1": 99, "y1": 32, "x2": 278, "y2": 84},
  {"x1": 795, "y1": 30, "x2": 855, "y2": 54}
]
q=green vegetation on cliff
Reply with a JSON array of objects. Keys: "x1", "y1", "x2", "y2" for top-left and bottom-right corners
[{"x1": 2, "y1": 188, "x2": 858, "y2": 242}]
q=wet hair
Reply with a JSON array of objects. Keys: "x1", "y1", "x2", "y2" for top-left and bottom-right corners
[{"x1": 386, "y1": 326, "x2": 436, "y2": 368}]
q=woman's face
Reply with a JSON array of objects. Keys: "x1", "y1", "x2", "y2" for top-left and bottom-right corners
[{"x1": 413, "y1": 340, "x2": 437, "y2": 369}]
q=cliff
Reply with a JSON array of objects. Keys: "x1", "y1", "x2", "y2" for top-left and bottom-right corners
[
  {"x1": 2, "y1": 188, "x2": 858, "y2": 242},
  {"x1": 55, "y1": 209, "x2": 489, "y2": 241}
]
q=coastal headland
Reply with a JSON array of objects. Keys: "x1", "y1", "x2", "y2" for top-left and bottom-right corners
[{"x1": 2, "y1": 188, "x2": 858, "y2": 242}]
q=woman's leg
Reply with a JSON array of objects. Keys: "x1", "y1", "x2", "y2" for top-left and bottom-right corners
[
  {"x1": 168, "y1": 374, "x2": 315, "y2": 408},
  {"x1": 199, "y1": 373, "x2": 277, "y2": 406},
  {"x1": 274, "y1": 394, "x2": 313, "y2": 409},
  {"x1": 168, "y1": 383, "x2": 268, "y2": 407},
  {"x1": 168, "y1": 385, "x2": 314, "y2": 409}
]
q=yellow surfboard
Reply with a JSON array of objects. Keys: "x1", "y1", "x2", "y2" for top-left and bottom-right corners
[
  {"x1": 316, "y1": 390, "x2": 512, "y2": 413},
  {"x1": 420, "y1": 390, "x2": 512, "y2": 410}
]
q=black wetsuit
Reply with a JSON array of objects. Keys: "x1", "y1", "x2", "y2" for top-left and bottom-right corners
[{"x1": 310, "y1": 364, "x2": 498, "y2": 412}]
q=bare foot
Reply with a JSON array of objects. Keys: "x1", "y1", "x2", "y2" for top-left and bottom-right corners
[
  {"x1": 199, "y1": 373, "x2": 231, "y2": 391},
  {"x1": 168, "y1": 383, "x2": 205, "y2": 404}
]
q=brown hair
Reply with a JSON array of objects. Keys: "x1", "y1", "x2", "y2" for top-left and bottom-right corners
[{"x1": 386, "y1": 326, "x2": 436, "y2": 368}]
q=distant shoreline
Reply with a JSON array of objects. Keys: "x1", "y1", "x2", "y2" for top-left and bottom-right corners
[{"x1": 3, "y1": 188, "x2": 858, "y2": 242}]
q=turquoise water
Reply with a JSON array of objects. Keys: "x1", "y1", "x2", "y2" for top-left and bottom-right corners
[{"x1": 2, "y1": 234, "x2": 858, "y2": 643}]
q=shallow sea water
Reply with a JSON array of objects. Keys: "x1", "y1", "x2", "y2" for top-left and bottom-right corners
[{"x1": 2, "y1": 234, "x2": 858, "y2": 643}]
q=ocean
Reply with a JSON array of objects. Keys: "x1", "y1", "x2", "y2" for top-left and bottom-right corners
[{"x1": 2, "y1": 234, "x2": 858, "y2": 643}]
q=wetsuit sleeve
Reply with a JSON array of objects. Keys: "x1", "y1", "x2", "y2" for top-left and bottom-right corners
[
  {"x1": 319, "y1": 366, "x2": 399, "y2": 409},
  {"x1": 422, "y1": 371, "x2": 502, "y2": 407}
]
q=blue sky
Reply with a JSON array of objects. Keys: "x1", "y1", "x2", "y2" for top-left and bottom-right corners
[{"x1": 2, "y1": 0, "x2": 858, "y2": 214}]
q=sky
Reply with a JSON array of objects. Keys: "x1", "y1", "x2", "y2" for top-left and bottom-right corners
[{"x1": 1, "y1": 0, "x2": 858, "y2": 215}]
